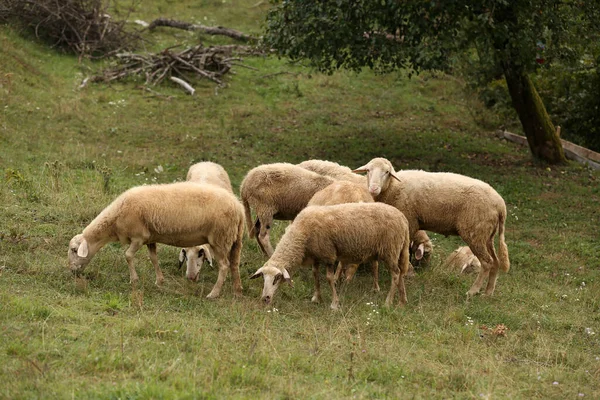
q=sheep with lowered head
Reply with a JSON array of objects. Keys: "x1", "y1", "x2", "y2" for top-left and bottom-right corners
[
  {"x1": 306, "y1": 180, "x2": 380, "y2": 296},
  {"x1": 179, "y1": 161, "x2": 234, "y2": 282},
  {"x1": 249, "y1": 202, "x2": 410, "y2": 310},
  {"x1": 240, "y1": 162, "x2": 335, "y2": 256},
  {"x1": 410, "y1": 230, "x2": 433, "y2": 269},
  {"x1": 67, "y1": 182, "x2": 244, "y2": 298},
  {"x1": 353, "y1": 157, "x2": 509, "y2": 296},
  {"x1": 443, "y1": 246, "x2": 481, "y2": 274}
]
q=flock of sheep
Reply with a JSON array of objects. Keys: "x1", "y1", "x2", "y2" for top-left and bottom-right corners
[{"x1": 67, "y1": 158, "x2": 510, "y2": 309}]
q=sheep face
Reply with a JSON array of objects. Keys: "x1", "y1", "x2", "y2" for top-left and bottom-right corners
[
  {"x1": 179, "y1": 245, "x2": 213, "y2": 282},
  {"x1": 68, "y1": 234, "x2": 92, "y2": 274},
  {"x1": 353, "y1": 158, "x2": 400, "y2": 196},
  {"x1": 249, "y1": 265, "x2": 291, "y2": 305}
]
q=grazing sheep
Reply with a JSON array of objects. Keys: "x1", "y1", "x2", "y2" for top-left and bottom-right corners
[
  {"x1": 67, "y1": 182, "x2": 244, "y2": 298},
  {"x1": 410, "y1": 230, "x2": 433, "y2": 269},
  {"x1": 186, "y1": 161, "x2": 233, "y2": 193},
  {"x1": 180, "y1": 161, "x2": 234, "y2": 281},
  {"x1": 307, "y1": 180, "x2": 380, "y2": 296},
  {"x1": 249, "y1": 203, "x2": 411, "y2": 310},
  {"x1": 298, "y1": 159, "x2": 366, "y2": 186},
  {"x1": 240, "y1": 163, "x2": 335, "y2": 256},
  {"x1": 353, "y1": 157, "x2": 509, "y2": 296},
  {"x1": 443, "y1": 246, "x2": 481, "y2": 274}
]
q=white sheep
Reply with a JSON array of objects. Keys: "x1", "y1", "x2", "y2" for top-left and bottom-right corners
[
  {"x1": 240, "y1": 162, "x2": 335, "y2": 256},
  {"x1": 410, "y1": 230, "x2": 433, "y2": 269},
  {"x1": 353, "y1": 157, "x2": 509, "y2": 296},
  {"x1": 306, "y1": 180, "x2": 380, "y2": 295},
  {"x1": 298, "y1": 159, "x2": 366, "y2": 185},
  {"x1": 179, "y1": 161, "x2": 234, "y2": 282},
  {"x1": 186, "y1": 161, "x2": 233, "y2": 193},
  {"x1": 67, "y1": 182, "x2": 244, "y2": 298},
  {"x1": 443, "y1": 246, "x2": 481, "y2": 274},
  {"x1": 249, "y1": 202, "x2": 411, "y2": 310}
]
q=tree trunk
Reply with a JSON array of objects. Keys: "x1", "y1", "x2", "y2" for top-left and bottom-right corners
[{"x1": 503, "y1": 62, "x2": 567, "y2": 164}]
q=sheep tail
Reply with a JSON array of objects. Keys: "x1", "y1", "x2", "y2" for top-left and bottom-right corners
[
  {"x1": 242, "y1": 197, "x2": 255, "y2": 238},
  {"x1": 497, "y1": 212, "x2": 510, "y2": 273}
]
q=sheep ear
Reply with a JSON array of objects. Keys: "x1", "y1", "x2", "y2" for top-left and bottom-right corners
[
  {"x1": 282, "y1": 268, "x2": 293, "y2": 287},
  {"x1": 391, "y1": 172, "x2": 402, "y2": 182},
  {"x1": 202, "y1": 245, "x2": 213, "y2": 266},
  {"x1": 179, "y1": 249, "x2": 187, "y2": 263},
  {"x1": 250, "y1": 267, "x2": 264, "y2": 280},
  {"x1": 352, "y1": 164, "x2": 370, "y2": 174},
  {"x1": 77, "y1": 238, "x2": 89, "y2": 258},
  {"x1": 415, "y1": 244, "x2": 424, "y2": 260}
]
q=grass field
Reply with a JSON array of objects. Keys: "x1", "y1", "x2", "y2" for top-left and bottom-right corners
[{"x1": 1, "y1": 1, "x2": 599, "y2": 398}]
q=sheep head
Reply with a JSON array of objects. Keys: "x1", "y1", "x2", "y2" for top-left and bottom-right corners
[
  {"x1": 249, "y1": 264, "x2": 292, "y2": 305},
  {"x1": 180, "y1": 244, "x2": 213, "y2": 282},
  {"x1": 68, "y1": 234, "x2": 92, "y2": 274},
  {"x1": 352, "y1": 157, "x2": 400, "y2": 196}
]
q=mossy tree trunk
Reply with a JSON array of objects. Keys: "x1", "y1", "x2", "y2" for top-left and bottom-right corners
[{"x1": 503, "y1": 61, "x2": 567, "y2": 164}]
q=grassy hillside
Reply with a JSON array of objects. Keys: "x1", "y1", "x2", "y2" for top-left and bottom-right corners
[{"x1": 1, "y1": 1, "x2": 599, "y2": 398}]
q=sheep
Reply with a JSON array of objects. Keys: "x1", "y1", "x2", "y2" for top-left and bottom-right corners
[
  {"x1": 240, "y1": 163, "x2": 335, "y2": 257},
  {"x1": 410, "y1": 230, "x2": 433, "y2": 269},
  {"x1": 249, "y1": 202, "x2": 411, "y2": 310},
  {"x1": 353, "y1": 157, "x2": 509, "y2": 296},
  {"x1": 179, "y1": 162, "x2": 233, "y2": 282},
  {"x1": 67, "y1": 182, "x2": 244, "y2": 298},
  {"x1": 442, "y1": 246, "x2": 481, "y2": 274},
  {"x1": 306, "y1": 180, "x2": 380, "y2": 296},
  {"x1": 186, "y1": 161, "x2": 233, "y2": 193},
  {"x1": 297, "y1": 159, "x2": 367, "y2": 186}
]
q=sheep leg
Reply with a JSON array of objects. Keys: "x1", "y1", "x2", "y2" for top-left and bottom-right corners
[
  {"x1": 484, "y1": 238, "x2": 500, "y2": 296},
  {"x1": 125, "y1": 240, "x2": 144, "y2": 285},
  {"x1": 385, "y1": 263, "x2": 400, "y2": 307},
  {"x1": 333, "y1": 261, "x2": 344, "y2": 282},
  {"x1": 466, "y1": 242, "x2": 492, "y2": 297},
  {"x1": 228, "y1": 235, "x2": 244, "y2": 297},
  {"x1": 311, "y1": 263, "x2": 322, "y2": 303},
  {"x1": 371, "y1": 261, "x2": 380, "y2": 292},
  {"x1": 146, "y1": 243, "x2": 164, "y2": 286},
  {"x1": 253, "y1": 219, "x2": 268, "y2": 256},
  {"x1": 344, "y1": 263, "x2": 359, "y2": 282},
  {"x1": 257, "y1": 215, "x2": 275, "y2": 257},
  {"x1": 327, "y1": 263, "x2": 340, "y2": 310},
  {"x1": 397, "y1": 247, "x2": 410, "y2": 305},
  {"x1": 206, "y1": 250, "x2": 230, "y2": 299}
]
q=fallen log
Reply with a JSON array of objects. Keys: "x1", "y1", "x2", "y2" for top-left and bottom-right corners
[
  {"x1": 498, "y1": 129, "x2": 600, "y2": 170},
  {"x1": 147, "y1": 18, "x2": 257, "y2": 42}
]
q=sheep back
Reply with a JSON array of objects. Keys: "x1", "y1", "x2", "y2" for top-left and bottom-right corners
[
  {"x1": 240, "y1": 163, "x2": 335, "y2": 220},
  {"x1": 83, "y1": 182, "x2": 243, "y2": 248},
  {"x1": 272, "y1": 203, "x2": 409, "y2": 269},
  {"x1": 308, "y1": 181, "x2": 374, "y2": 206},
  {"x1": 298, "y1": 159, "x2": 366, "y2": 185},
  {"x1": 186, "y1": 161, "x2": 233, "y2": 194}
]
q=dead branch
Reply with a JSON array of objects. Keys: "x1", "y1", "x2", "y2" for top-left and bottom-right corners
[
  {"x1": 147, "y1": 17, "x2": 257, "y2": 42},
  {"x1": 88, "y1": 44, "x2": 262, "y2": 88},
  {"x1": 0, "y1": 0, "x2": 142, "y2": 58}
]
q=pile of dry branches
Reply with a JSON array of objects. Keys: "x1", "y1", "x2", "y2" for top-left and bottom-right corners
[
  {"x1": 89, "y1": 44, "x2": 260, "y2": 88},
  {"x1": 0, "y1": 0, "x2": 140, "y2": 58}
]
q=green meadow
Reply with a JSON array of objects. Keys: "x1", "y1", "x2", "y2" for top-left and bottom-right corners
[{"x1": 1, "y1": 1, "x2": 599, "y2": 398}]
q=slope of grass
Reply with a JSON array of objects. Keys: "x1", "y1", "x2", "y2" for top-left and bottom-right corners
[{"x1": 1, "y1": 1, "x2": 599, "y2": 398}]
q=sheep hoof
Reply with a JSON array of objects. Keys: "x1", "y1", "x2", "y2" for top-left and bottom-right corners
[
  {"x1": 206, "y1": 291, "x2": 220, "y2": 299},
  {"x1": 372, "y1": 285, "x2": 381, "y2": 293},
  {"x1": 311, "y1": 295, "x2": 322, "y2": 303},
  {"x1": 155, "y1": 277, "x2": 164, "y2": 286},
  {"x1": 330, "y1": 303, "x2": 340, "y2": 311}
]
